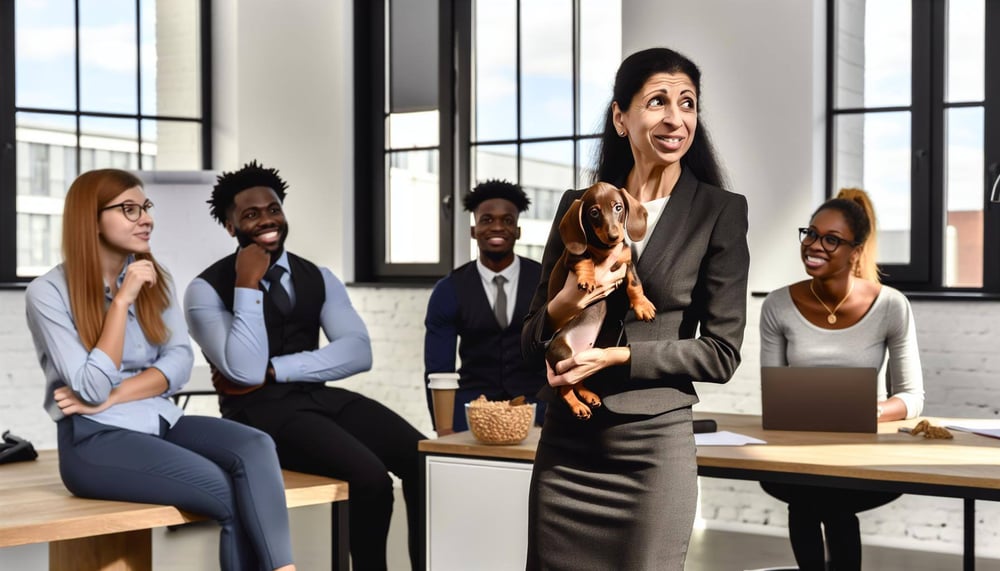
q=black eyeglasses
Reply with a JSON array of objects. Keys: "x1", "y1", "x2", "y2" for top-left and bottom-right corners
[
  {"x1": 798, "y1": 227, "x2": 860, "y2": 253},
  {"x1": 100, "y1": 200, "x2": 154, "y2": 222}
]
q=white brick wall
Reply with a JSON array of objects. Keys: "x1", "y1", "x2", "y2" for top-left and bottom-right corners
[
  {"x1": 0, "y1": 290, "x2": 55, "y2": 448},
  {"x1": 2, "y1": 287, "x2": 998, "y2": 558}
]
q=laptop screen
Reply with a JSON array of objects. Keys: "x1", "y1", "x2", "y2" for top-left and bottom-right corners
[{"x1": 761, "y1": 366, "x2": 879, "y2": 433}]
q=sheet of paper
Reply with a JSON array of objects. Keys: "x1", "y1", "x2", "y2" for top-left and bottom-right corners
[
  {"x1": 945, "y1": 422, "x2": 1000, "y2": 440},
  {"x1": 695, "y1": 430, "x2": 767, "y2": 446}
]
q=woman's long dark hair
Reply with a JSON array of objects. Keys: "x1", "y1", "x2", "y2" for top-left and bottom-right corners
[{"x1": 594, "y1": 47, "x2": 727, "y2": 189}]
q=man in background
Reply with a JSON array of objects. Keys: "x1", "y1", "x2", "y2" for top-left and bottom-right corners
[{"x1": 423, "y1": 179, "x2": 546, "y2": 434}]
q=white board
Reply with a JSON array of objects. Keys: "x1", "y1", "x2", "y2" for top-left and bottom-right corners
[{"x1": 138, "y1": 170, "x2": 233, "y2": 299}]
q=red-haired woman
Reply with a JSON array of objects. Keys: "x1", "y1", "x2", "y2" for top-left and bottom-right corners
[{"x1": 25, "y1": 169, "x2": 297, "y2": 571}]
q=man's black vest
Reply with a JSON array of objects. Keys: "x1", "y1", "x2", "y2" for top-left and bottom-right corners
[
  {"x1": 451, "y1": 261, "x2": 544, "y2": 400},
  {"x1": 197, "y1": 251, "x2": 326, "y2": 414}
]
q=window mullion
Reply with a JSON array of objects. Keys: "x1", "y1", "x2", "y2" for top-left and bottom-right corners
[
  {"x1": 927, "y1": 0, "x2": 947, "y2": 288},
  {"x1": 0, "y1": 0, "x2": 15, "y2": 282},
  {"x1": 983, "y1": 0, "x2": 1000, "y2": 290},
  {"x1": 449, "y1": 0, "x2": 472, "y2": 271},
  {"x1": 906, "y1": 0, "x2": 936, "y2": 287}
]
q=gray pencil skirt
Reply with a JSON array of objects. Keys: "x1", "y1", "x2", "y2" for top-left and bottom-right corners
[{"x1": 525, "y1": 403, "x2": 697, "y2": 571}]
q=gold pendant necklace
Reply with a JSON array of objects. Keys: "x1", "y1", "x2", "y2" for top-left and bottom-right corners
[{"x1": 809, "y1": 279, "x2": 854, "y2": 325}]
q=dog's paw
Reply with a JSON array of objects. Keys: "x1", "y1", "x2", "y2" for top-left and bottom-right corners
[
  {"x1": 577, "y1": 387, "x2": 602, "y2": 408},
  {"x1": 570, "y1": 403, "x2": 593, "y2": 420},
  {"x1": 632, "y1": 299, "x2": 657, "y2": 322}
]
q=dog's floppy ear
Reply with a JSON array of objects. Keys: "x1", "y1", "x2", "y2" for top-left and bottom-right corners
[
  {"x1": 621, "y1": 187, "x2": 649, "y2": 241},
  {"x1": 559, "y1": 198, "x2": 587, "y2": 255}
]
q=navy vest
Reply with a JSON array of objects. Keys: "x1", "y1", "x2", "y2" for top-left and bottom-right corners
[{"x1": 451, "y1": 260, "x2": 545, "y2": 400}]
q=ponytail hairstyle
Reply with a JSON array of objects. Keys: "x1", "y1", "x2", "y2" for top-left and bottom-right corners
[
  {"x1": 63, "y1": 169, "x2": 172, "y2": 350},
  {"x1": 811, "y1": 187, "x2": 881, "y2": 283}
]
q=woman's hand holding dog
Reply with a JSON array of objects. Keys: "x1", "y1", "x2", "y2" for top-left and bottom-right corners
[
  {"x1": 546, "y1": 255, "x2": 628, "y2": 332},
  {"x1": 547, "y1": 346, "x2": 630, "y2": 387}
]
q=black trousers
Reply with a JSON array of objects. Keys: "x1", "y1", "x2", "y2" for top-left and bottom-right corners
[
  {"x1": 761, "y1": 482, "x2": 901, "y2": 571},
  {"x1": 232, "y1": 386, "x2": 425, "y2": 571},
  {"x1": 58, "y1": 415, "x2": 292, "y2": 571}
]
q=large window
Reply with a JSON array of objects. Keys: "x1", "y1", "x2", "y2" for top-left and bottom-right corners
[
  {"x1": 828, "y1": 0, "x2": 1000, "y2": 291},
  {"x1": 0, "y1": 0, "x2": 211, "y2": 281},
  {"x1": 467, "y1": 0, "x2": 621, "y2": 262},
  {"x1": 354, "y1": 0, "x2": 621, "y2": 281},
  {"x1": 361, "y1": 0, "x2": 445, "y2": 281}
]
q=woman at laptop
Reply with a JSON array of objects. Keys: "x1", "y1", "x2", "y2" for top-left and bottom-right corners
[{"x1": 759, "y1": 187, "x2": 924, "y2": 571}]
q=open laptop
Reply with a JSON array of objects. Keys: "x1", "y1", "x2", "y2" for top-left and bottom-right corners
[{"x1": 761, "y1": 366, "x2": 879, "y2": 433}]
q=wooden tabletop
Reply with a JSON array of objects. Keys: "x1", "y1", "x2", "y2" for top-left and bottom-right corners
[
  {"x1": 419, "y1": 413, "x2": 1000, "y2": 494},
  {"x1": 695, "y1": 413, "x2": 1000, "y2": 492},
  {"x1": 0, "y1": 450, "x2": 349, "y2": 548},
  {"x1": 419, "y1": 427, "x2": 542, "y2": 461}
]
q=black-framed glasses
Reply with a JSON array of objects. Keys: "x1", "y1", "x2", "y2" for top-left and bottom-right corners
[
  {"x1": 798, "y1": 227, "x2": 860, "y2": 253},
  {"x1": 100, "y1": 200, "x2": 154, "y2": 222}
]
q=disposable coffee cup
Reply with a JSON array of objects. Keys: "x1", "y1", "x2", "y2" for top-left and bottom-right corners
[{"x1": 428, "y1": 373, "x2": 460, "y2": 434}]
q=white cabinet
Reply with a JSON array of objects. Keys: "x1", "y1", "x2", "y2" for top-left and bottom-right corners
[{"x1": 424, "y1": 455, "x2": 533, "y2": 571}]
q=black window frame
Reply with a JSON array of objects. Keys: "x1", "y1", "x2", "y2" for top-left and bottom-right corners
[
  {"x1": 826, "y1": 0, "x2": 1000, "y2": 293},
  {"x1": 0, "y1": 0, "x2": 213, "y2": 284},
  {"x1": 466, "y1": 0, "x2": 606, "y2": 246},
  {"x1": 354, "y1": 0, "x2": 615, "y2": 283},
  {"x1": 354, "y1": 0, "x2": 453, "y2": 283}
]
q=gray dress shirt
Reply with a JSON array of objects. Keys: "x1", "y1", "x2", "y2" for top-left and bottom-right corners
[{"x1": 25, "y1": 260, "x2": 193, "y2": 434}]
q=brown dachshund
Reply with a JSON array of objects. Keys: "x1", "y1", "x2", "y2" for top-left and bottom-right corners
[{"x1": 545, "y1": 182, "x2": 656, "y2": 419}]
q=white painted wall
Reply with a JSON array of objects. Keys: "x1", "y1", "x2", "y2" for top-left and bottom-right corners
[{"x1": 212, "y1": 0, "x2": 354, "y2": 278}]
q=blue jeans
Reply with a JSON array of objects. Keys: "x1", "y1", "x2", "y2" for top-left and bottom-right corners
[{"x1": 58, "y1": 414, "x2": 293, "y2": 571}]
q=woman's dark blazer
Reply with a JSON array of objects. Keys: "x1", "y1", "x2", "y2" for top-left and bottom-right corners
[{"x1": 521, "y1": 168, "x2": 750, "y2": 416}]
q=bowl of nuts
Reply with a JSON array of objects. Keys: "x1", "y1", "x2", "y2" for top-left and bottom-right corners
[{"x1": 465, "y1": 395, "x2": 536, "y2": 445}]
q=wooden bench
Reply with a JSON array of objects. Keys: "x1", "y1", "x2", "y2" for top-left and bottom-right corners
[{"x1": 0, "y1": 450, "x2": 349, "y2": 571}]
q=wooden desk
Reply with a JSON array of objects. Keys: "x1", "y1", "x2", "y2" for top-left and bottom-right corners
[
  {"x1": 418, "y1": 414, "x2": 1000, "y2": 571},
  {"x1": 0, "y1": 450, "x2": 350, "y2": 571}
]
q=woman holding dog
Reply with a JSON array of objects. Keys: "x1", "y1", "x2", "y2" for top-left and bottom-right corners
[
  {"x1": 24, "y1": 169, "x2": 298, "y2": 571},
  {"x1": 759, "y1": 188, "x2": 924, "y2": 571},
  {"x1": 522, "y1": 47, "x2": 750, "y2": 570}
]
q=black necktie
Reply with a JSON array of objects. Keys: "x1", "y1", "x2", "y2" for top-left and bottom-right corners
[
  {"x1": 265, "y1": 265, "x2": 293, "y2": 315},
  {"x1": 493, "y1": 275, "x2": 508, "y2": 329}
]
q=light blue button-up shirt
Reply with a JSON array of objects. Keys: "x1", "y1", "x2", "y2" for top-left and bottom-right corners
[
  {"x1": 183, "y1": 251, "x2": 372, "y2": 386},
  {"x1": 25, "y1": 261, "x2": 193, "y2": 434}
]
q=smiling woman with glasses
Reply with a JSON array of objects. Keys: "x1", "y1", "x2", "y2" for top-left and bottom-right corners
[
  {"x1": 100, "y1": 199, "x2": 154, "y2": 222},
  {"x1": 798, "y1": 227, "x2": 861, "y2": 253},
  {"x1": 757, "y1": 187, "x2": 925, "y2": 571}
]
